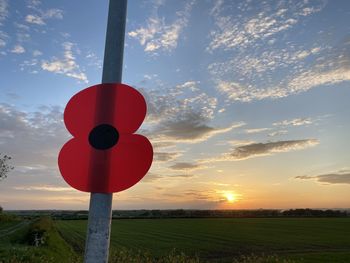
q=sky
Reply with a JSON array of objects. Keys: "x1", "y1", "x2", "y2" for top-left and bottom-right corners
[{"x1": 0, "y1": 0, "x2": 349, "y2": 210}]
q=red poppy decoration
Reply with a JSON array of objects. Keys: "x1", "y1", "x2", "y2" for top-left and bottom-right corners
[{"x1": 58, "y1": 83, "x2": 153, "y2": 193}]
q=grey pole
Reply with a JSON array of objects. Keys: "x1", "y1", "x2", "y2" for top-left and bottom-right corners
[{"x1": 84, "y1": 1, "x2": 127, "y2": 263}]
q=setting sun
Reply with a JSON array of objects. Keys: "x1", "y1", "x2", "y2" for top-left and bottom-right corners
[{"x1": 225, "y1": 192, "x2": 236, "y2": 203}]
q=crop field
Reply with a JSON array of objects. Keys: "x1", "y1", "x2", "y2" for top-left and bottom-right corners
[
  {"x1": 55, "y1": 218, "x2": 350, "y2": 262},
  {"x1": 1, "y1": 217, "x2": 350, "y2": 262}
]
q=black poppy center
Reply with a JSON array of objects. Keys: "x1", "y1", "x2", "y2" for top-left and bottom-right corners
[{"x1": 89, "y1": 124, "x2": 119, "y2": 150}]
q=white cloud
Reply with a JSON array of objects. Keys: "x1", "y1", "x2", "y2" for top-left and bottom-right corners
[
  {"x1": 27, "y1": 0, "x2": 41, "y2": 8},
  {"x1": 176, "y1": 81, "x2": 200, "y2": 92},
  {"x1": 208, "y1": 44, "x2": 326, "y2": 92},
  {"x1": 11, "y1": 44, "x2": 25, "y2": 54},
  {"x1": 206, "y1": 1, "x2": 342, "y2": 104},
  {"x1": 33, "y1": 49, "x2": 42, "y2": 56},
  {"x1": 0, "y1": 31, "x2": 6, "y2": 47},
  {"x1": 19, "y1": 58, "x2": 39, "y2": 72},
  {"x1": 300, "y1": 6, "x2": 323, "y2": 16},
  {"x1": 0, "y1": 0, "x2": 8, "y2": 25},
  {"x1": 14, "y1": 185, "x2": 73, "y2": 192},
  {"x1": 244, "y1": 128, "x2": 270, "y2": 134},
  {"x1": 287, "y1": 68, "x2": 350, "y2": 94},
  {"x1": 216, "y1": 81, "x2": 262, "y2": 102},
  {"x1": 273, "y1": 118, "x2": 312, "y2": 127},
  {"x1": 208, "y1": 1, "x2": 324, "y2": 51},
  {"x1": 228, "y1": 140, "x2": 256, "y2": 147},
  {"x1": 43, "y1": 8, "x2": 63, "y2": 19},
  {"x1": 128, "y1": 1, "x2": 194, "y2": 53},
  {"x1": 41, "y1": 42, "x2": 88, "y2": 83},
  {"x1": 268, "y1": 130, "x2": 288, "y2": 137},
  {"x1": 25, "y1": 14, "x2": 45, "y2": 25},
  {"x1": 25, "y1": 8, "x2": 63, "y2": 25},
  {"x1": 215, "y1": 65, "x2": 350, "y2": 102}
]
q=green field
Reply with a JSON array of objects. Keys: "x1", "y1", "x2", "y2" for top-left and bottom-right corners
[
  {"x1": 1, "y1": 217, "x2": 350, "y2": 262},
  {"x1": 56, "y1": 218, "x2": 350, "y2": 262}
]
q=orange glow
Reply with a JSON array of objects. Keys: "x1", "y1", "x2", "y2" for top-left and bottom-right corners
[{"x1": 225, "y1": 192, "x2": 236, "y2": 203}]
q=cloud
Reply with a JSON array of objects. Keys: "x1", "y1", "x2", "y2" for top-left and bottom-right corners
[
  {"x1": 0, "y1": 103, "x2": 68, "y2": 170},
  {"x1": 286, "y1": 67, "x2": 350, "y2": 94},
  {"x1": 0, "y1": 103, "x2": 74, "y2": 196},
  {"x1": 25, "y1": 8, "x2": 63, "y2": 25},
  {"x1": 128, "y1": 1, "x2": 194, "y2": 53},
  {"x1": 27, "y1": 0, "x2": 41, "y2": 9},
  {"x1": 245, "y1": 128, "x2": 270, "y2": 134},
  {"x1": 142, "y1": 171, "x2": 194, "y2": 182},
  {"x1": 201, "y1": 139, "x2": 319, "y2": 162},
  {"x1": 41, "y1": 42, "x2": 88, "y2": 82},
  {"x1": 169, "y1": 174, "x2": 194, "y2": 178},
  {"x1": 229, "y1": 139, "x2": 319, "y2": 160},
  {"x1": 13, "y1": 185, "x2": 73, "y2": 192},
  {"x1": 215, "y1": 81, "x2": 262, "y2": 102},
  {"x1": 273, "y1": 118, "x2": 312, "y2": 127},
  {"x1": 152, "y1": 141, "x2": 176, "y2": 150},
  {"x1": 43, "y1": 9, "x2": 63, "y2": 19},
  {"x1": 295, "y1": 170, "x2": 350, "y2": 184},
  {"x1": 0, "y1": 0, "x2": 8, "y2": 26},
  {"x1": 139, "y1": 80, "x2": 243, "y2": 144},
  {"x1": 206, "y1": 1, "x2": 350, "y2": 104},
  {"x1": 0, "y1": 32, "x2": 6, "y2": 47},
  {"x1": 33, "y1": 50, "x2": 42, "y2": 56},
  {"x1": 154, "y1": 151, "x2": 181, "y2": 162},
  {"x1": 209, "y1": 46, "x2": 324, "y2": 83},
  {"x1": 181, "y1": 189, "x2": 225, "y2": 206},
  {"x1": 141, "y1": 81, "x2": 217, "y2": 124},
  {"x1": 268, "y1": 130, "x2": 288, "y2": 137},
  {"x1": 141, "y1": 172, "x2": 163, "y2": 182},
  {"x1": 154, "y1": 114, "x2": 244, "y2": 143},
  {"x1": 25, "y1": 14, "x2": 45, "y2": 25},
  {"x1": 208, "y1": 1, "x2": 324, "y2": 51},
  {"x1": 169, "y1": 162, "x2": 202, "y2": 171},
  {"x1": 228, "y1": 140, "x2": 256, "y2": 147},
  {"x1": 10, "y1": 44, "x2": 25, "y2": 54},
  {"x1": 19, "y1": 58, "x2": 39, "y2": 73},
  {"x1": 215, "y1": 65, "x2": 350, "y2": 102},
  {"x1": 0, "y1": 104, "x2": 70, "y2": 190}
]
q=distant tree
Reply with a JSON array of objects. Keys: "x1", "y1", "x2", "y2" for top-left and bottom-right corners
[{"x1": 0, "y1": 154, "x2": 13, "y2": 181}]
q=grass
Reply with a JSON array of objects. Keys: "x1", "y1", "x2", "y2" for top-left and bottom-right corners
[{"x1": 56, "y1": 218, "x2": 350, "y2": 262}]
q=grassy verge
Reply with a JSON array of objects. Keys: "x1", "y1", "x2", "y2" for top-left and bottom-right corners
[{"x1": 0, "y1": 217, "x2": 79, "y2": 263}]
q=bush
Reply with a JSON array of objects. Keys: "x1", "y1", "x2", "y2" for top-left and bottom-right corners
[
  {"x1": 25, "y1": 217, "x2": 54, "y2": 247},
  {"x1": 0, "y1": 154, "x2": 14, "y2": 181}
]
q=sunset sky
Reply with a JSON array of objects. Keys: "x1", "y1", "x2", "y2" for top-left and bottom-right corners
[{"x1": 0, "y1": 0, "x2": 349, "y2": 210}]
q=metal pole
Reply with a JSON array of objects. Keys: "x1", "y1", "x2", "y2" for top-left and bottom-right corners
[{"x1": 84, "y1": 1, "x2": 127, "y2": 262}]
